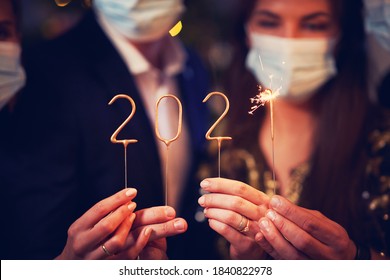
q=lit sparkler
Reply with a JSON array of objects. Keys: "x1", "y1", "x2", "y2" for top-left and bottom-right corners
[{"x1": 249, "y1": 55, "x2": 282, "y2": 193}]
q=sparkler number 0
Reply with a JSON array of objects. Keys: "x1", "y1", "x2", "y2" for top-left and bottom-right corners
[{"x1": 155, "y1": 95, "x2": 183, "y2": 146}]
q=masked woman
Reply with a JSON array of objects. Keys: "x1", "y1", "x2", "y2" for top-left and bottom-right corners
[
  {"x1": 0, "y1": 0, "x2": 25, "y2": 111},
  {"x1": 198, "y1": 0, "x2": 390, "y2": 259}
]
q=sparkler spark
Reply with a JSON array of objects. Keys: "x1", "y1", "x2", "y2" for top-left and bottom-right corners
[
  {"x1": 249, "y1": 86, "x2": 280, "y2": 115},
  {"x1": 249, "y1": 85, "x2": 281, "y2": 194}
]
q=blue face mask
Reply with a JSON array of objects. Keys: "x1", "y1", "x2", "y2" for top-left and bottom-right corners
[
  {"x1": 365, "y1": 0, "x2": 390, "y2": 52},
  {"x1": 0, "y1": 42, "x2": 26, "y2": 110}
]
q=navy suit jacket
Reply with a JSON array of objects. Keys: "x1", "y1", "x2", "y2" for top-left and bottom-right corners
[{"x1": 0, "y1": 12, "x2": 221, "y2": 259}]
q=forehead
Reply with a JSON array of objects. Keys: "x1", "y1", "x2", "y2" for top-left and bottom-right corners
[{"x1": 252, "y1": 0, "x2": 332, "y2": 15}]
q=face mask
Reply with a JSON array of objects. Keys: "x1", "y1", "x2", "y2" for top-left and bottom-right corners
[
  {"x1": 93, "y1": 0, "x2": 185, "y2": 42},
  {"x1": 0, "y1": 42, "x2": 26, "y2": 110},
  {"x1": 364, "y1": 0, "x2": 390, "y2": 52},
  {"x1": 245, "y1": 33, "x2": 337, "y2": 102}
]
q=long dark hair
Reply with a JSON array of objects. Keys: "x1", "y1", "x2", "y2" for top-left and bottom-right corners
[
  {"x1": 225, "y1": 0, "x2": 371, "y2": 242},
  {"x1": 11, "y1": 0, "x2": 21, "y2": 32}
]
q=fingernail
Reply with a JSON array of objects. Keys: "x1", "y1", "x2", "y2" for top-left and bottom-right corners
[
  {"x1": 165, "y1": 207, "x2": 175, "y2": 218},
  {"x1": 266, "y1": 210, "x2": 276, "y2": 221},
  {"x1": 200, "y1": 180, "x2": 211, "y2": 190},
  {"x1": 255, "y1": 232, "x2": 263, "y2": 242},
  {"x1": 259, "y1": 219, "x2": 270, "y2": 232},
  {"x1": 270, "y1": 196, "x2": 281, "y2": 209},
  {"x1": 203, "y1": 208, "x2": 207, "y2": 216},
  {"x1": 198, "y1": 196, "x2": 205, "y2": 206},
  {"x1": 174, "y1": 220, "x2": 185, "y2": 230},
  {"x1": 144, "y1": 227, "x2": 152, "y2": 236},
  {"x1": 126, "y1": 188, "x2": 137, "y2": 197},
  {"x1": 129, "y1": 213, "x2": 136, "y2": 222},
  {"x1": 128, "y1": 202, "x2": 137, "y2": 211}
]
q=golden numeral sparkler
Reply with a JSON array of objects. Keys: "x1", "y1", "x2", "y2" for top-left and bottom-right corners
[
  {"x1": 203, "y1": 92, "x2": 232, "y2": 177},
  {"x1": 155, "y1": 94, "x2": 183, "y2": 206},
  {"x1": 108, "y1": 94, "x2": 138, "y2": 189}
]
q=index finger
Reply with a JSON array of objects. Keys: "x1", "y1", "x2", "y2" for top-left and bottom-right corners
[
  {"x1": 269, "y1": 195, "x2": 337, "y2": 244},
  {"x1": 124, "y1": 218, "x2": 188, "y2": 249},
  {"x1": 200, "y1": 177, "x2": 269, "y2": 206},
  {"x1": 132, "y1": 206, "x2": 176, "y2": 228},
  {"x1": 81, "y1": 188, "x2": 137, "y2": 228}
]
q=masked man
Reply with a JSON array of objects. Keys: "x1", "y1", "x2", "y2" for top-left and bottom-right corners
[{"x1": 2, "y1": 0, "x2": 221, "y2": 259}]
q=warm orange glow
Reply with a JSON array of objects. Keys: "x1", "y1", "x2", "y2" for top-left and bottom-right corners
[
  {"x1": 249, "y1": 86, "x2": 280, "y2": 115},
  {"x1": 55, "y1": 0, "x2": 72, "y2": 7}
]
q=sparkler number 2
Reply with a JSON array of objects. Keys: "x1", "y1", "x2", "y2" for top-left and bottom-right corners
[
  {"x1": 203, "y1": 91, "x2": 232, "y2": 177},
  {"x1": 108, "y1": 94, "x2": 138, "y2": 188}
]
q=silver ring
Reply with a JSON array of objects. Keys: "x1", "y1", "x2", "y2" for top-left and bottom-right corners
[{"x1": 102, "y1": 244, "x2": 112, "y2": 256}]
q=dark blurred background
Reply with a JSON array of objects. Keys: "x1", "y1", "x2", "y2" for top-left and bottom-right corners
[
  {"x1": 18, "y1": 0, "x2": 390, "y2": 104},
  {"x1": 20, "y1": 0, "x2": 242, "y2": 91}
]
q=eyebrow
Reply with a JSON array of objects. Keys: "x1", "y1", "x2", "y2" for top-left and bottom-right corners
[
  {"x1": 253, "y1": 11, "x2": 280, "y2": 19},
  {"x1": 302, "y1": 12, "x2": 332, "y2": 21},
  {"x1": 252, "y1": 10, "x2": 331, "y2": 21}
]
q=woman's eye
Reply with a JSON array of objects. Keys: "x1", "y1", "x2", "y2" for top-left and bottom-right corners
[
  {"x1": 302, "y1": 22, "x2": 330, "y2": 31},
  {"x1": 255, "y1": 20, "x2": 279, "y2": 29}
]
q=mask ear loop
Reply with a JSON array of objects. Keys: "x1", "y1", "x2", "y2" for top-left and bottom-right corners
[{"x1": 155, "y1": 94, "x2": 183, "y2": 206}]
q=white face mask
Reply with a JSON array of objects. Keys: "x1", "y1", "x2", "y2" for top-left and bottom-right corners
[
  {"x1": 93, "y1": 0, "x2": 185, "y2": 42},
  {"x1": 364, "y1": 0, "x2": 390, "y2": 52},
  {"x1": 0, "y1": 42, "x2": 26, "y2": 110},
  {"x1": 245, "y1": 33, "x2": 337, "y2": 102}
]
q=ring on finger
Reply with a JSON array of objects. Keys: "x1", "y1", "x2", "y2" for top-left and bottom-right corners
[
  {"x1": 102, "y1": 244, "x2": 113, "y2": 256},
  {"x1": 239, "y1": 218, "x2": 250, "y2": 233},
  {"x1": 237, "y1": 215, "x2": 250, "y2": 233}
]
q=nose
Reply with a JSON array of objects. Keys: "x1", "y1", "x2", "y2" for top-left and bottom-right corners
[{"x1": 279, "y1": 22, "x2": 300, "y2": 38}]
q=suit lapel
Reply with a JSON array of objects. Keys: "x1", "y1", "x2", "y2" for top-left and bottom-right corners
[{"x1": 76, "y1": 12, "x2": 164, "y2": 206}]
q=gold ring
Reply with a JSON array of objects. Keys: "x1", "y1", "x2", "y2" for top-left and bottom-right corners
[
  {"x1": 239, "y1": 218, "x2": 250, "y2": 233},
  {"x1": 237, "y1": 215, "x2": 245, "y2": 231},
  {"x1": 237, "y1": 215, "x2": 249, "y2": 233},
  {"x1": 102, "y1": 244, "x2": 112, "y2": 256}
]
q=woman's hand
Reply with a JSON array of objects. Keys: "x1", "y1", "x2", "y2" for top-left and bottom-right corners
[
  {"x1": 255, "y1": 195, "x2": 357, "y2": 259},
  {"x1": 198, "y1": 177, "x2": 270, "y2": 259},
  {"x1": 56, "y1": 188, "x2": 138, "y2": 259}
]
